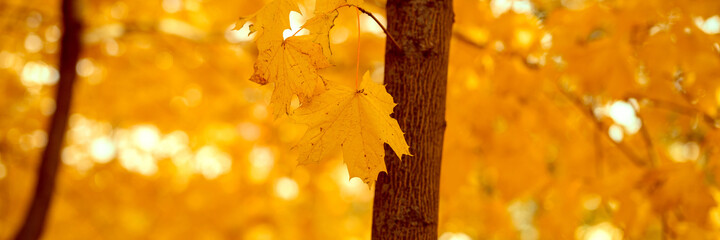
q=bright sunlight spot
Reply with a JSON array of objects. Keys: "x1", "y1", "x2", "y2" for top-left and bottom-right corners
[
  {"x1": 154, "y1": 130, "x2": 190, "y2": 158},
  {"x1": 119, "y1": 148, "x2": 157, "y2": 176},
  {"x1": 282, "y1": 11, "x2": 308, "y2": 40},
  {"x1": 90, "y1": 136, "x2": 116, "y2": 163},
  {"x1": 490, "y1": 0, "x2": 533, "y2": 17},
  {"x1": 439, "y1": 232, "x2": 472, "y2": 240},
  {"x1": 576, "y1": 222, "x2": 623, "y2": 240},
  {"x1": 226, "y1": 22, "x2": 254, "y2": 43},
  {"x1": 669, "y1": 141, "x2": 700, "y2": 162},
  {"x1": 194, "y1": 146, "x2": 232, "y2": 179},
  {"x1": 608, "y1": 124, "x2": 623, "y2": 143},
  {"x1": 21, "y1": 61, "x2": 59, "y2": 87},
  {"x1": 275, "y1": 177, "x2": 299, "y2": 200},
  {"x1": 132, "y1": 125, "x2": 160, "y2": 152},
  {"x1": 24, "y1": 33, "x2": 43, "y2": 53},
  {"x1": 694, "y1": 15, "x2": 720, "y2": 35},
  {"x1": 361, "y1": 14, "x2": 386, "y2": 36},
  {"x1": 490, "y1": 0, "x2": 512, "y2": 17},
  {"x1": 608, "y1": 101, "x2": 641, "y2": 134},
  {"x1": 508, "y1": 199, "x2": 539, "y2": 240},
  {"x1": 76, "y1": 58, "x2": 96, "y2": 77}
]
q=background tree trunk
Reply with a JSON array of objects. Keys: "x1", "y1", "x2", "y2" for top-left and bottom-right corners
[
  {"x1": 15, "y1": 0, "x2": 81, "y2": 238},
  {"x1": 371, "y1": 0, "x2": 453, "y2": 239}
]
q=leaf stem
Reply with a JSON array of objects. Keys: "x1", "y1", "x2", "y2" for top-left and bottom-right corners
[{"x1": 356, "y1": 7, "x2": 361, "y2": 90}]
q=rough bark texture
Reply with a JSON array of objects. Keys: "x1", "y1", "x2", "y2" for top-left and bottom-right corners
[
  {"x1": 371, "y1": 0, "x2": 453, "y2": 239},
  {"x1": 15, "y1": 0, "x2": 81, "y2": 239}
]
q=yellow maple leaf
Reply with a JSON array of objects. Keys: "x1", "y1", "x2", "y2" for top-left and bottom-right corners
[
  {"x1": 302, "y1": 12, "x2": 338, "y2": 57},
  {"x1": 251, "y1": 35, "x2": 332, "y2": 118},
  {"x1": 293, "y1": 73, "x2": 410, "y2": 185},
  {"x1": 302, "y1": 0, "x2": 364, "y2": 57},
  {"x1": 233, "y1": 0, "x2": 299, "y2": 42}
]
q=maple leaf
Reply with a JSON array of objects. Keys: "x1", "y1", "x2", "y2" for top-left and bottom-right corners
[
  {"x1": 293, "y1": 73, "x2": 410, "y2": 185},
  {"x1": 302, "y1": 12, "x2": 338, "y2": 57},
  {"x1": 233, "y1": 0, "x2": 299, "y2": 43},
  {"x1": 302, "y1": 0, "x2": 364, "y2": 57},
  {"x1": 251, "y1": 35, "x2": 332, "y2": 118}
]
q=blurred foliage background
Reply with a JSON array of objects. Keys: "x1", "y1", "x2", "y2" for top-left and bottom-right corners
[{"x1": 1, "y1": 0, "x2": 720, "y2": 239}]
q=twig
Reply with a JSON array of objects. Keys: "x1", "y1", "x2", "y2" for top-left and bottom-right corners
[
  {"x1": 336, "y1": 4, "x2": 402, "y2": 50},
  {"x1": 636, "y1": 111, "x2": 657, "y2": 167},
  {"x1": 557, "y1": 86, "x2": 647, "y2": 167},
  {"x1": 625, "y1": 93, "x2": 718, "y2": 128},
  {"x1": 452, "y1": 30, "x2": 486, "y2": 49}
]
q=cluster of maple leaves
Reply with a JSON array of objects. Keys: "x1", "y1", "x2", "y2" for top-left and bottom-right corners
[{"x1": 235, "y1": 0, "x2": 409, "y2": 185}]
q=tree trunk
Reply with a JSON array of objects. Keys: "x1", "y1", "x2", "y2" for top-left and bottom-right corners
[
  {"x1": 15, "y1": 0, "x2": 81, "y2": 238},
  {"x1": 371, "y1": 0, "x2": 453, "y2": 239}
]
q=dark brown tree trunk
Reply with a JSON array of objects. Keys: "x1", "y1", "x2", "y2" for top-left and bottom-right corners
[
  {"x1": 15, "y1": 0, "x2": 81, "y2": 238},
  {"x1": 371, "y1": 0, "x2": 453, "y2": 239}
]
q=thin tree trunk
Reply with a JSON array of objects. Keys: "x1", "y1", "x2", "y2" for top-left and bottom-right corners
[
  {"x1": 371, "y1": 0, "x2": 453, "y2": 239},
  {"x1": 15, "y1": 0, "x2": 81, "y2": 238}
]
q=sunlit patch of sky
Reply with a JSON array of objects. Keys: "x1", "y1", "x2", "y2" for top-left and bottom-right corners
[
  {"x1": 490, "y1": 0, "x2": 534, "y2": 18},
  {"x1": 594, "y1": 100, "x2": 642, "y2": 143},
  {"x1": 283, "y1": 11, "x2": 310, "y2": 40},
  {"x1": 226, "y1": 22, "x2": 254, "y2": 43},
  {"x1": 695, "y1": 15, "x2": 720, "y2": 35},
  {"x1": 608, "y1": 124, "x2": 623, "y2": 143}
]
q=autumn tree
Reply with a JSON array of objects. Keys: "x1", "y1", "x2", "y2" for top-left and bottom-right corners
[
  {"x1": 370, "y1": 0, "x2": 452, "y2": 239},
  {"x1": 238, "y1": 0, "x2": 453, "y2": 238}
]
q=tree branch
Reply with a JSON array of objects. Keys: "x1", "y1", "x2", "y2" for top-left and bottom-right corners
[
  {"x1": 625, "y1": 94, "x2": 718, "y2": 129},
  {"x1": 557, "y1": 87, "x2": 647, "y2": 167},
  {"x1": 14, "y1": 0, "x2": 81, "y2": 238},
  {"x1": 352, "y1": 5, "x2": 402, "y2": 51}
]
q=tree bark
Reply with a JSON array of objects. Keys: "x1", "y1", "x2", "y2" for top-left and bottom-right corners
[
  {"x1": 371, "y1": 0, "x2": 453, "y2": 239},
  {"x1": 15, "y1": 0, "x2": 81, "y2": 239}
]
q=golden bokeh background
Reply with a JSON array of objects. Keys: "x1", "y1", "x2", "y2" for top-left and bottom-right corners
[{"x1": 2, "y1": 0, "x2": 720, "y2": 239}]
